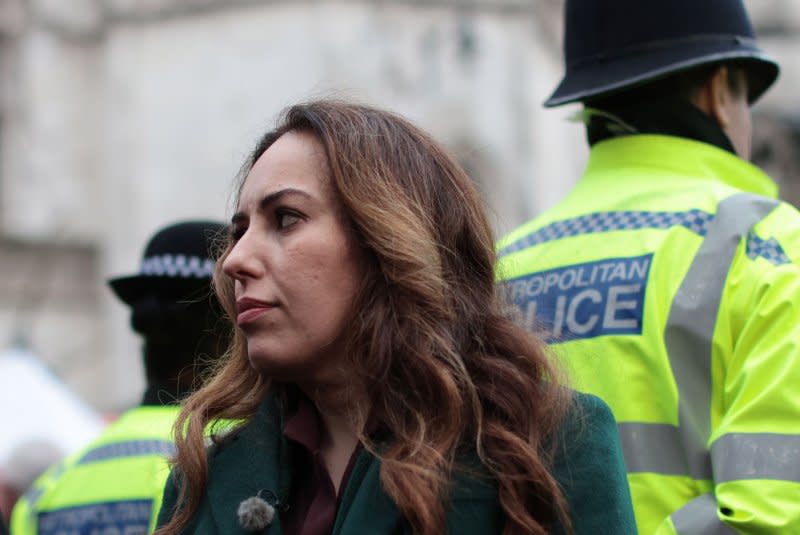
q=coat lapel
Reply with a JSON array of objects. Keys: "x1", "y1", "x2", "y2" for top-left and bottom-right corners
[
  {"x1": 199, "y1": 394, "x2": 406, "y2": 535},
  {"x1": 205, "y1": 396, "x2": 292, "y2": 534},
  {"x1": 331, "y1": 452, "x2": 403, "y2": 535}
]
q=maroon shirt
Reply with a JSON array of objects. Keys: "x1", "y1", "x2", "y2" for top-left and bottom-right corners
[{"x1": 282, "y1": 395, "x2": 362, "y2": 535}]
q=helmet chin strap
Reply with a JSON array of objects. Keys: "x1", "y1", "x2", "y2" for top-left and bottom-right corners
[{"x1": 569, "y1": 107, "x2": 639, "y2": 135}]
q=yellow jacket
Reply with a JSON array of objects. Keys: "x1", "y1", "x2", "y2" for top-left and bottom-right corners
[
  {"x1": 10, "y1": 406, "x2": 178, "y2": 535},
  {"x1": 497, "y1": 135, "x2": 800, "y2": 534}
]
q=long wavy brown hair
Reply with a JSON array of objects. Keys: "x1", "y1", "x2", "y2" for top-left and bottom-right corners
[{"x1": 157, "y1": 100, "x2": 572, "y2": 535}]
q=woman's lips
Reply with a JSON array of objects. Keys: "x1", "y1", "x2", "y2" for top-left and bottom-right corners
[{"x1": 236, "y1": 298, "x2": 277, "y2": 326}]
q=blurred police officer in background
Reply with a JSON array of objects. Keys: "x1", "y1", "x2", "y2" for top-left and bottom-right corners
[
  {"x1": 497, "y1": 0, "x2": 800, "y2": 533},
  {"x1": 10, "y1": 220, "x2": 230, "y2": 535}
]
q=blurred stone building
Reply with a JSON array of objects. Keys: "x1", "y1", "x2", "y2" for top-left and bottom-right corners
[
  {"x1": 0, "y1": 0, "x2": 579, "y2": 410},
  {"x1": 0, "y1": 0, "x2": 798, "y2": 411}
]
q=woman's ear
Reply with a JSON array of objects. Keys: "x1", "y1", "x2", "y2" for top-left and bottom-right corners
[{"x1": 694, "y1": 66, "x2": 733, "y2": 128}]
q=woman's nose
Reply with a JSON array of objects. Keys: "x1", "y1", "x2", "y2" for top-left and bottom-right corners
[{"x1": 222, "y1": 234, "x2": 261, "y2": 281}]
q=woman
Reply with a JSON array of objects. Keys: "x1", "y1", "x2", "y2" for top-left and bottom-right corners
[{"x1": 155, "y1": 101, "x2": 636, "y2": 535}]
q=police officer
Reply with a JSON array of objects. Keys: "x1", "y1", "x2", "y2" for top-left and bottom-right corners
[
  {"x1": 497, "y1": 0, "x2": 800, "y2": 533},
  {"x1": 10, "y1": 220, "x2": 230, "y2": 535}
]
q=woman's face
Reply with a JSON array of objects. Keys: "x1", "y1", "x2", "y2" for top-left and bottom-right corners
[{"x1": 223, "y1": 130, "x2": 363, "y2": 386}]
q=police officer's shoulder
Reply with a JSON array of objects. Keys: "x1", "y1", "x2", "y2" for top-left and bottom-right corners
[{"x1": 751, "y1": 200, "x2": 800, "y2": 265}]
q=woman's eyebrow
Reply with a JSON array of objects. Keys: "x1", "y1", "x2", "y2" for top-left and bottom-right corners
[
  {"x1": 257, "y1": 188, "x2": 313, "y2": 212},
  {"x1": 230, "y1": 188, "x2": 313, "y2": 224}
]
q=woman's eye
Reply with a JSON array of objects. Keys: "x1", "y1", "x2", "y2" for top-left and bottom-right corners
[{"x1": 277, "y1": 212, "x2": 301, "y2": 229}]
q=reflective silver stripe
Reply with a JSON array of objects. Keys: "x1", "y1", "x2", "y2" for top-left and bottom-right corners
[
  {"x1": 712, "y1": 432, "x2": 800, "y2": 483},
  {"x1": 663, "y1": 193, "x2": 779, "y2": 479},
  {"x1": 619, "y1": 425, "x2": 800, "y2": 483},
  {"x1": 671, "y1": 493, "x2": 738, "y2": 535},
  {"x1": 619, "y1": 195, "x2": 779, "y2": 478},
  {"x1": 618, "y1": 422, "x2": 711, "y2": 478}
]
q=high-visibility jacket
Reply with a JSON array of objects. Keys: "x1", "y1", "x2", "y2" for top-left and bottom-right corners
[
  {"x1": 10, "y1": 406, "x2": 179, "y2": 535},
  {"x1": 497, "y1": 134, "x2": 800, "y2": 534}
]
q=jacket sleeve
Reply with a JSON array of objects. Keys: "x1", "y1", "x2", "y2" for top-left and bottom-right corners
[
  {"x1": 553, "y1": 393, "x2": 638, "y2": 535},
  {"x1": 655, "y1": 238, "x2": 800, "y2": 534}
]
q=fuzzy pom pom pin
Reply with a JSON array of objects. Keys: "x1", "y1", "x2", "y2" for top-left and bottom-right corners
[{"x1": 237, "y1": 495, "x2": 276, "y2": 532}]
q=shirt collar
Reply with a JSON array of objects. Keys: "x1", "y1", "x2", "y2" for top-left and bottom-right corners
[
  {"x1": 282, "y1": 388, "x2": 383, "y2": 451},
  {"x1": 283, "y1": 393, "x2": 323, "y2": 451}
]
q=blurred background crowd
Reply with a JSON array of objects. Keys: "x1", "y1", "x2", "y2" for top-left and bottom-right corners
[{"x1": 0, "y1": 0, "x2": 799, "y2": 523}]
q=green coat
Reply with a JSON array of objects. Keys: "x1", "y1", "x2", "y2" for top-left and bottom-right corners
[{"x1": 156, "y1": 392, "x2": 636, "y2": 534}]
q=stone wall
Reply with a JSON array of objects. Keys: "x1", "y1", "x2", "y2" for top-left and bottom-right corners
[{"x1": 0, "y1": 238, "x2": 106, "y2": 404}]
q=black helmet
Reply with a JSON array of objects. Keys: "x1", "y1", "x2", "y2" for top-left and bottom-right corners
[
  {"x1": 545, "y1": 0, "x2": 780, "y2": 107},
  {"x1": 108, "y1": 220, "x2": 225, "y2": 306}
]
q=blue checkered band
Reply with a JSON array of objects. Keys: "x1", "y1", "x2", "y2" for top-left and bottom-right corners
[
  {"x1": 77, "y1": 439, "x2": 175, "y2": 465},
  {"x1": 746, "y1": 231, "x2": 791, "y2": 265},
  {"x1": 140, "y1": 254, "x2": 214, "y2": 279},
  {"x1": 498, "y1": 209, "x2": 715, "y2": 257}
]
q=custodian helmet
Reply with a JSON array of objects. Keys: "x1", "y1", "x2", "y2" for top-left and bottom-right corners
[
  {"x1": 108, "y1": 220, "x2": 224, "y2": 306},
  {"x1": 545, "y1": 0, "x2": 779, "y2": 107}
]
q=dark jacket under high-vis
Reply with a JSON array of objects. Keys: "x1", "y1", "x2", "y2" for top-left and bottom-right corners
[
  {"x1": 10, "y1": 406, "x2": 179, "y2": 535},
  {"x1": 497, "y1": 134, "x2": 800, "y2": 534}
]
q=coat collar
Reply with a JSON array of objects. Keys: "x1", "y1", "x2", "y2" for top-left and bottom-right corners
[
  {"x1": 586, "y1": 134, "x2": 778, "y2": 198},
  {"x1": 202, "y1": 393, "x2": 403, "y2": 534}
]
